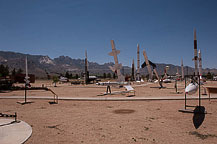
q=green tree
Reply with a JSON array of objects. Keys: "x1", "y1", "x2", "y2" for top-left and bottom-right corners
[
  {"x1": 65, "y1": 71, "x2": 70, "y2": 79},
  {"x1": 53, "y1": 76, "x2": 59, "y2": 87},
  {"x1": 17, "y1": 68, "x2": 23, "y2": 74},
  {"x1": 145, "y1": 74, "x2": 149, "y2": 81},
  {"x1": 75, "y1": 74, "x2": 79, "y2": 79},
  {"x1": 141, "y1": 75, "x2": 145, "y2": 80},
  {"x1": 0, "y1": 64, "x2": 9, "y2": 77},
  {"x1": 113, "y1": 73, "x2": 116, "y2": 79},
  {"x1": 206, "y1": 72, "x2": 212, "y2": 80},
  {"x1": 103, "y1": 73, "x2": 106, "y2": 79},
  {"x1": 107, "y1": 73, "x2": 111, "y2": 78},
  {"x1": 11, "y1": 68, "x2": 16, "y2": 76},
  {"x1": 69, "y1": 73, "x2": 72, "y2": 79}
]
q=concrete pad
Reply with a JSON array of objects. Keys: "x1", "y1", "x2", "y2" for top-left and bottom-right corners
[
  {"x1": 0, "y1": 95, "x2": 217, "y2": 101},
  {"x1": 0, "y1": 119, "x2": 32, "y2": 144},
  {"x1": 17, "y1": 100, "x2": 33, "y2": 105}
]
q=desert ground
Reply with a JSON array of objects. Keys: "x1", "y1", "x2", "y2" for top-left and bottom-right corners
[
  {"x1": 0, "y1": 80, "x2": 217, "y2": 144},
  {"x1": 2, "y1": 80, "x2": 217, "y2": 98}
]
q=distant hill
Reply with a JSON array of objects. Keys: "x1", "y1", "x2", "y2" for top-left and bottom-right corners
[{"x1": 0, "y1": 51, "x2": 216, "y2": 78}]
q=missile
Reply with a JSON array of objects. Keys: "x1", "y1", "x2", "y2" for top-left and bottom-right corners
[
  {"x1": 84, "y1": 50, "x2": 89, "y2": 84},
  {"x1": 25, "y1": 57, "x2": 28, "y2": 79},
  {"x1": 181, "y1": 59, "x2": 184, "y2": 80},
  {"x1": 176, "y1": 67, "x2": 179, "y2": 76},
  {"x1": 109, "y1": 40, "x2": 120, "y2": 57},
  {"x1": 142, "y1": 50, "x2": 153, "y2": 80},
  {"x1": 109, "y1": 63, "x2": 122, "y2": 72},
  {"x1": 185, "y1": 83, "x2": 198, "y2": 95},
  {"x1": 109, "y1": 40, "x2": 125, "y2": 82},
  {"x1": 198, "y1": 49, "x2": 202, "y2": 79},
  {"x1": 85, "y1": 50, "x2": 88, "y2": 69},
  {"x1": 96, "y1": 81, "x2": 128, "y2": 86},
  {"x1": 163, "y1": 66, "x2": 169, "y2": 79},
  {"x1": 24, "y1": 56, "x2": 30, "y2": 84},
  {"x1": 132, "y1": 59, "x2": 135, "y2": 81},
  {"x1": 193, "y1": 29, "x2": 198, "y2": 76},
  {"x1": 136, "y1": 44, "x2": 140, "y2": 80}
]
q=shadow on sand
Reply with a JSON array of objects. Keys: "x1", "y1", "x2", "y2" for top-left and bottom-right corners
[
  {"x1": 113, "y1": 109, "x2": 135, "y2": 114},
  {"x1": 193, "y1": 106, "x2": 206, "y2": 129}
]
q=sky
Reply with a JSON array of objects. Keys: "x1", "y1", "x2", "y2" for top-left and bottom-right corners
[{"x1": 0, "y1": 0, "x2": 217, "y2": 68}]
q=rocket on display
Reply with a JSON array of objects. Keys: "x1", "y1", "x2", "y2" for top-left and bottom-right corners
[
  {"x1": 131, "y1": 59, "x2": 135, "y2": 81},
  {"x1": 24, "y1": 56, "x2": 30, "y2": 84},
  {"x1": 136, "y1": 44, "x2": 140, "y2": 81},
  {"x1": 84, "y1": 50, "x2": 89, "y2": 84},
  {"x1": 142, "y1": 50, "x2": 153, "y2": 81},
  {"x1": 193, "y1": 29, "x2": 198, "y2": 77},
  {"x1": 109, "y1": 40, "x2": 125, "y2": 82},
  {"x1": 181, "y1": 59, "x2": 184, "y2": 80},
  {"x1": 198, "y1": 49, "x2": 202, "y2": 79},
  {"x1": 185, "y1": 29, "x2": 201, "y2": 95}
]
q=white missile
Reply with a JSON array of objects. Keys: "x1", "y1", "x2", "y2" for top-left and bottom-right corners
[
  {"x1": 163, "y1": 79, "x2": 171, "y2": 83},
  {"x1": 96, "y1": 81, "x2": 128, "y2": 86},
  {"x1": 24, "y1": 57, "x2": 30, "y2": 83},
  {"x1": 185, "y1": 83, "x2": 198, "y2": 95}
]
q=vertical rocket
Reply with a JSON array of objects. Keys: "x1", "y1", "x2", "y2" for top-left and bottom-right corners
[
  {"x1": 193, "y1": 29, "x2": 198, "y2": 76},
  {"x1": 132, "y1": 59, "x2": 135, "y2": 81},
  {"x1": 198, "y1": 49, "x2": 202, "y2": 79},
  {"x1": 24, "y1": 56, "x2": 30, "y2": 84},
  {"x1": 176, "y1": 67, "x2": 179, "y2": 76},
  {"x1": 84, "y1": 50, "x2": 89, "y2": 84},
  {"x1": 136, "y1": 44, "x2": 140, "y2": 80},
  {"x1": 181, "y1": 59, "x2": 184, "y2": 80}
]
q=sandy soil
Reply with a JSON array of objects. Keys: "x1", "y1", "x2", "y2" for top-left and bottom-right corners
[
  {"x1": 0, "y1": 80, "x2": 217, "y2": 143},
  {"x1": 1, "y1": 99, "x2": 217, "y2": 144}
]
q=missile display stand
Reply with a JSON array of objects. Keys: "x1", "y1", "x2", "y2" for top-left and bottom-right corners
[
  {"x1": 0, "y1": 112, "x2": 18, "y2": 122},
  {"x1": 106, "y1": 85, "x2": 112, "y2": 94},
  {"x1": 178, "y1": 74, "x2": 206, "y2": 114},
  {"x1": 17, "y1": 57, "x2": 33, "y2": 105},
  {"x1": 17, "y1": 84, "x2": 33, "y2": 105}
]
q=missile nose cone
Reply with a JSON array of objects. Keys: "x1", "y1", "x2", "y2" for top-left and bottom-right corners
[
  {"x1": 194, "y1": 28, "x2": 197, "y2": 40},
  {"x1": 85, "y1": 50, "x2": 87, "y2": 58}
]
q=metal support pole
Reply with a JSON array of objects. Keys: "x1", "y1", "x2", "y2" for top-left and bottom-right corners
[
  {"x1": 106, "y1": 85, "x2": 111, "y2": 94},
  {"x1": 15, "y1": 112, "x2": 17, "y2": 122},
  {"x1": 175, "y1": 80, "x2": 177, "y2": 93},
  {"x1": 24, "y1": 84, "x2": 27, "y2": 103},
  {"x1": 199, "y1": 73, "x2": 201, "y2": 107},
  {"x1": 185, "y1": 77, "x2": 186, "y2": 109}
]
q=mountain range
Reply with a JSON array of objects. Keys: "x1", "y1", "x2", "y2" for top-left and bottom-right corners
[{"x1": 0, "y1": 51, "x2": 216, "y2": 78}]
